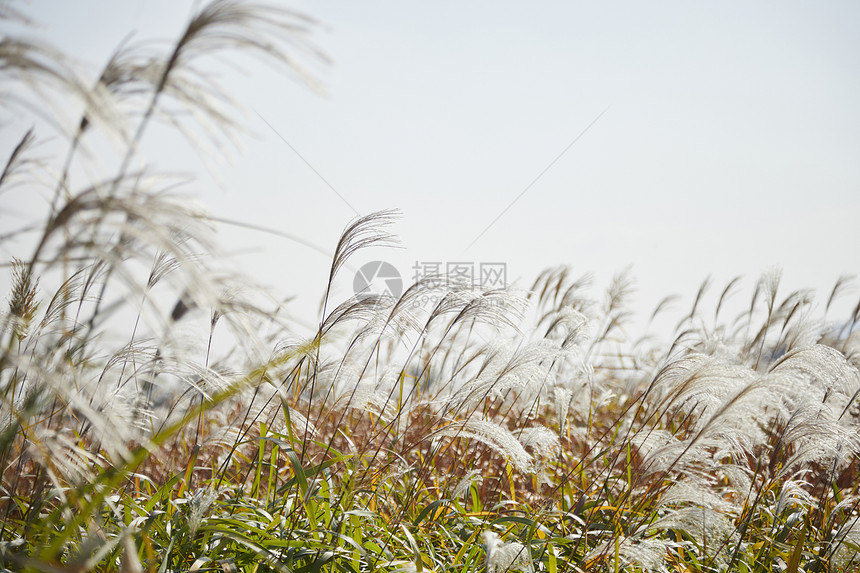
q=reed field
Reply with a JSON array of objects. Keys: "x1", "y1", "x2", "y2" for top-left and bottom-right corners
[{"x1": 2, "y1": 2, "x2": 860, "y2": 571}]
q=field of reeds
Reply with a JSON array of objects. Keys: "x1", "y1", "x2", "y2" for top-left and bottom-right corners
[{"x1": 2, "y1": 2, "x2": 860, "y2": 572}]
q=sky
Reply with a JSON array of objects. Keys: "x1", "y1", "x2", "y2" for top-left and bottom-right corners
[{"x1": 3, "y1": 1, "x2": 860, "y2": 333}]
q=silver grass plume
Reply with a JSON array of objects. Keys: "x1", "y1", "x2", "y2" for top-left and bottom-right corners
[
  {"x1": 514, "y1": 426, "x2": 560, "y2": 485},
  {"x1": 0, "y1": 128, "x2": 39, "y2": 195},
  {"x1": 0, "y1": 1, "x2": 332, "y2": 494},
  {"x1": 451, "y1": 469, "x2": 482, "y2": 500},
  {"x1": 553, "y1": 386, "x2": 573, "y2": 436},
  {"x1": 447, "y1": 338, "x2": 559, "y2": 414},
  {"x1": 648, "y1": 505, "x2": 737, "y2": 565},
  {"x1": 4, "y1": 258, "x2": 39, "y2": 342},
  {"x1": 825, "y1": 274, "x2": 855, "y2": 320},
  {"x1": 425, "y1": 286, "x2": 528, "y2": 335},
  {"x1": 540, "y1": 306, "x2": 591, "y2": 351},
  {"x1": 771, "y1": 406, "x2": 860, "y2": 480},
  {"x1": 186, "y1": 486, "x2": 222, "y2": 541},
  {"x1": 483, "y1": 531, "x2": 533, "y2": 573},
  {"x1": 827, "y1": 517, "x2": 860, "y2": 571},
  {"x1": 774, "y1": 474, "x2": 815, "y2": 517},
  {"x1": 584, "y1": 536, "x2": 668, "y2": 572},
  {"x1": 434, "y1": 418, "x2": 534, "y2": 474},
  {"x1": 322, "y1": 210, "x2": 400, "y2": 314},
  {"x1": 768, "y1": 344, "x2": 860, "y2": 404},
  {"x1": 0, "y1": 36, "x2": 89, "y2": 131},
  {"x1": 844, "y1": 330, "x2": 860, "y2": 370},
  {"x1": 115, "y1": 0, "x2": 326, "y2": 160},
  {"x1": 657, "y1": 476, "x2": 739, "y2": 516}
]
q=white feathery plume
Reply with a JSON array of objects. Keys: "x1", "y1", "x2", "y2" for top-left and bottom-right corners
[
  {"x1": 447, "y1": 338, "x2": 557, "y2": 412},
  {"x1": 774, "y1": 475, "x2": 815, "y2": 517},
  {"x1": 435, "y1": 419, "x2": 533, "y2": 474},
  {"x1": 780, "y1": 314, "x2": 825, "y2": 353},
  {"x1": 827, "y1": 517, "x2": 860, "y2": 570},
  {"x1": 557, "y1": 364, "x2": 602, "y2": 428},
  {"x1": 483, "y1": 531, "x2": 533, "y2": 573},
  {"x1": 630, "y1": 429, "x2": 681, "y2": 475},
  {"x1": 451, "y1": 469, "x2": 482, "y2": 500},
  {"x1": 186, "y1": 486, "x2": 221, "y2": 540},
  {"x1": 327, "y1": 362, "x2": 405, "y2": 423},
  {"x1": 649, "y1": 505, "x2": 736, "y2": 564},
  {"x1": 515, "y1": 426, "x2": 560, "y2": 460},
  {"x1": 827, "y1": 495, "x2": 860, "y2": 536},
  {"x1": 769, "y1": 344, "x2": 860, "y2": 404},
  {"x1": 541, "y1": 306, "x2": 591, "y2": 351},
  {"x1": 651, "y1": 354, "x2": 759, "y2": 435},
  {"x1": 436, "y1": 287, "x2": 528, "y2": 333},
  {"x1": 842, "y1": 330, "x2": 860, "y2": 370},
  {"x1": 658, "y1": 476, "x2": 738, "y2": 515},
  {"x1": 553, "y1": 386, "x2": 572, "y2": 436},
  {"x1": 279, "y1": 403, "x2": 318, "y2": 439},
  {"x1": 515, "y1": 426, "x2": 560, "y2": 485},
  {"x1": 584, "y1": 536, "x2": 668, "y2": 572},
  {"x1": 773, "y1": 406, "x2": 860, "y2": 479},
  {"x1": 717, "y1": 463, "x2": 756, "y2": 501}
]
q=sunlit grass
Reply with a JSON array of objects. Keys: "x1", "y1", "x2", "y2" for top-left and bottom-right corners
[{"x1": 2, "y1": 2, "x2": 860, "y2": 572}]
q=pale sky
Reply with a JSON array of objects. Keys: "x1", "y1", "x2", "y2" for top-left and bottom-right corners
[{"x1": 3, "y1": 1, "x2": 860, "y2": 333}]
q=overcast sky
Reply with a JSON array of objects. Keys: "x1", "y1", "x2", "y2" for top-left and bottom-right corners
[{"x1": 4, "y1": 1, "x2": 860, "y2": 332}]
